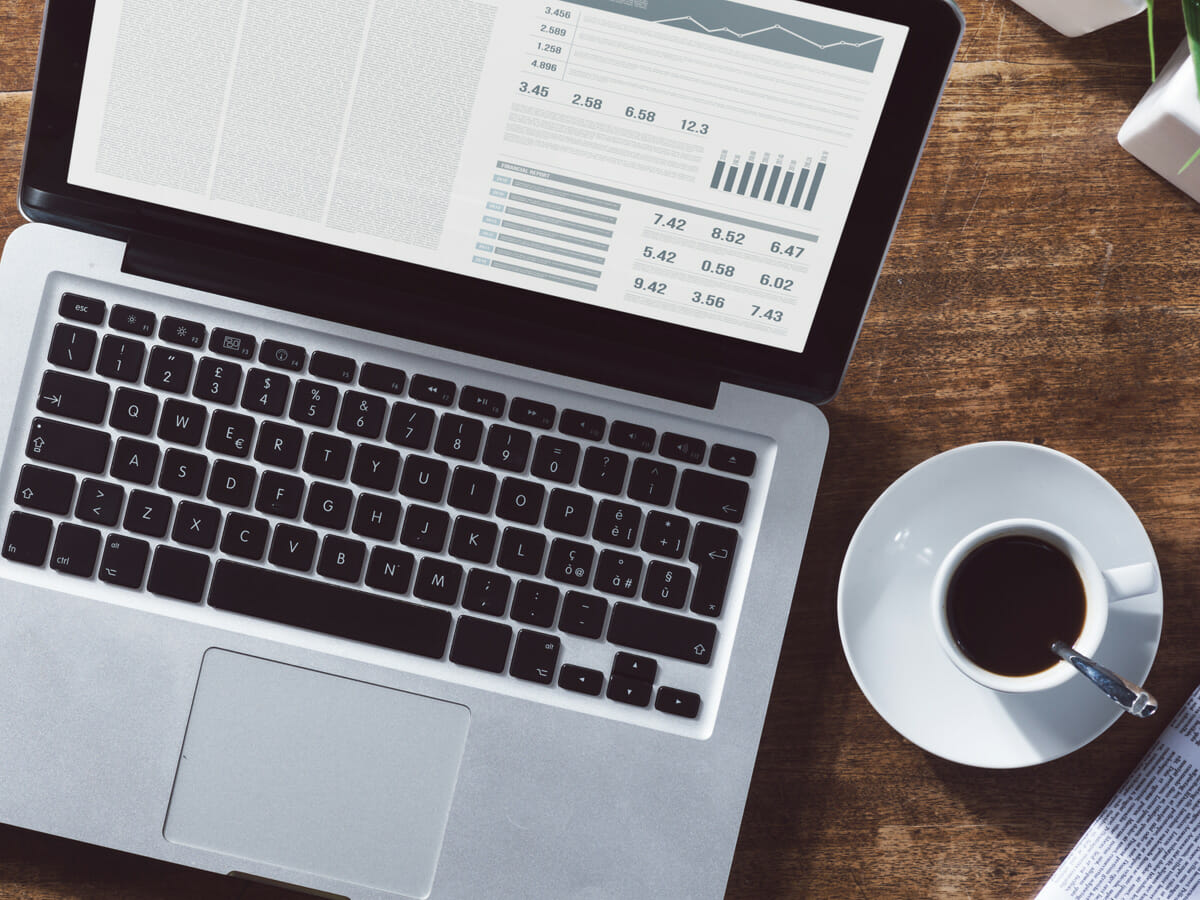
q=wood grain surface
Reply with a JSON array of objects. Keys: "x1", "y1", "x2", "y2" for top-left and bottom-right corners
[{"x1": 3, "y1": 0, "x2": 1200, "y2": 897}]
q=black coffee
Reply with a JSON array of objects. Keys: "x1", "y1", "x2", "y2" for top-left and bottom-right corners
[{"x1": 946, "y1": 535, "x2": 1086, "y2": 677}]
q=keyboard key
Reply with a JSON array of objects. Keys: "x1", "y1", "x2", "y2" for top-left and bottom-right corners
[
  {"x1": 110, "y1": 387, "x2": 158, "y2": 435},
  {"x1": 641, "y1": 511, "x2": 690, "y2": 559},
  {"x1": 607, "y1": 602, "x2": 716, "y2": 664},
  {"x1": 76, "y1": 479, "x2": 123, "y2": 526},
  {"x1": 49, "y1": 523, "x2": 100, "y2": 577},
  {"x1": 122, "y1": 490, "x2": 173, "y2": 538},
  {"x1": 497, "y1": 527, "x2": 546, "y2": 575},
  {"x1": 710, "y1": 444, "x2": 757, "y2": 476},
  {"x1": 544, "y1": 489, "x2": 592, "y2": 536},
  {"x1": 607, "y1": 675, "x2": 652, "y2": 707},
  {"x1": 627, "y1": 458, "x2": 677, "y2": 506},
  {"x1": 676, "y1": 470, "x2": 749, "y2": 524},
  {"x1": 302, "y1": 433, "x2": 352, "y2": 480},
  {"x1": 158, "y1": 450, "x2": 209, "y2": 497},
  {"x1": 240, "y1": 368, "x2": 290, "y2": 416},
  {"x1": 613, "y1": 652, "x2": 657, "y2": 682},
  {"x1": 256, "y1": 471, "x2": 304, "y2": 518},
  {"x1": 16, "y1": 464, "x2": 76, "y2": 515},
  {"x1": 98, "y1": 534, "x2": 150, "y2": 588},
  {"x1": 400, "y1": 505, "x2": 450, "y2": 552},
  {"x1": 660, "y1": 432, "x2": 705, "y2": 464},
  {"x1": 496, "y1": 478, "x2": 544, "y2": 525},
  {"x1": 351, "y1": 493, "x2": 402, "y2": 541},
  {"x1": 207, "y1": 459, "x2": 256, "y2": 507},
  {"x1": 510, "y1": 630, "x2": 560, "y2": 684},
  {"x1": 530, "y1": 437, "x2": 579, "y2": 483},
  {"x1": 365, "y1": 546, "x2": 415, "y2": 595},
  {"x1": 450, "y1": 616, "x2": 512, "y2": 673},
  {"x1": 656, "y1": 687, "x2": 701, "y2": 718},
  {"x1": 411, "y1": 373, "x2": 455, "y2": 406},
  {"x1": 208, "y1": 561, "x2": 452, "y2": 658},
  {"x1": 261, "y1": 339, "x2": 306, "y2": 372},
  {"x1": 482, "y1": 425, "x2": 531, "y2": 472},
  {"x1": 47, "y1": 323, "x2": 97, "y2": 371},
  {"x1": 96, "y1": 335, "x2": 145, "y2": 382},
  {"x1": 350, "y1": 444, "x2": 400, "y2": 492},
  {"x1": 559, "y1": 664, "x2": 604, "y2": 696},
  {"x1": 449, "y1": 516, "x2": 498, "y2": 564},
  {"x1": 147, "y1": 546, "x2": 210, "y2": 603},
  {"x1": 610, "y1": 421, "x2": 655, "y2": 453},
  {"x1": 560, "y1": 409, "x2": 605, "y2": 442},
  {"x1": 309, "y1": 351, "x2": 356, "y2": 383},
  {"x1": 387, "y1": 402, "x2": 435, "y2": 450},
  {"x1": 560, "y1": 591, "x2": 608, "y2": 639},
  {"x1": 359, "y1": 362, "x2": 406, "y2": 395},
  {"x1": 144, "y1": 347, "x2": 195, "y2": 394},
  {"x1": 206, "y1": 412, "x2": 255, "y2": 460},
  {"x1": 579, "y1": 447, "x2": 628, "y2": 495},
  {"x1": 413, "y1": 557, "x2": 463, "y2": 605},
  {"x1": 509, "y1": 398, "x2": 555, "y2": 430},
  {"x1": 268, "y1": 524, "x2": 318, "y2": 572},
  {"x1": 220, "y1": 512, "x2": 270, "y2": 561},
  {"x1": 435, "y1": 414, "x2": 484, "y2": 461},
  {"x1": 462, "y1": 569, "x2": 511, "y2": 616},
  {"x1": 2, "y1": 511, "x2": 53, "y2": 566},
  {"x1": 593, "y1": 500, "x2": 640, "y2": 547},
  {"x1": 460, "y1": 386, "x2": 505, "y2": 418},
  {"x1": 338, "y1": 391, "x2": 386, "y2": 438},
  {"x1": 643, "y1": 561, "x2": 690, "y2": 609},
  {"x1": 512, "y1": 581, "x2": 559, "y2": 628},
  {"x1": 172, "y1": 501, "x2": 221, "y2": 549},
  {"x1": 547, "y1": 539, "x2": 594, "y2": 587},
  {"x1": 38, "y1": 370, "x2": 109, "y2": 424},
  {"x1": 110, "y1": 304, "x2": 155, "y2": 337},
  {"x1": 27, "y1": 417, "x2": 111, "y2": 474},
  {"x1": 689, "y1": 523, "x2": 738, "y2": 618},
  {"x1": 193, "y1": 357, "x2": 242, "y2": 405},
  {"x1": 290, "y1": 379, "x2": 339, "y2": 427},
  {"x1": 160, "y1": 316, "x2": 206, "y2": 349},
  {"x1": 447, "y1": 467, "x2": 497, "y2": 514},
  {"x1": 302, "y1": 482, "x2": 352, "y2": 530},
  {"x1": 158, "y1": 399, "x2": 207, "y2": 446},
  {"x1": 59, "y1": 292, "x2": 105, "y2": 325},
  {"x1": 317, "y1": 535, "x2": 366, "y2": 583},
  {"x1": 254, "y1": 421, "x2": 303, "y2": 469},
  {"x1": 210, "y1": 328, "x2": 255, "y2": 360},
  {"x1": 594, "y1": 550, "x2": 642, "y2": 597},
  {"x1": 399, "y1": 455, "x2": 448, "y2": 503}
]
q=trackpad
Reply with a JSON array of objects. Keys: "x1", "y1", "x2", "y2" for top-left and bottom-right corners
[{"x1": 164, "y1": 649, "x2": 470, "y2": 898}]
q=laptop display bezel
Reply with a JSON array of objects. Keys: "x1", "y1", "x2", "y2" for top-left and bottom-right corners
[{"x1": 18, "y1": 0, "x2": 963, "y2": 406}]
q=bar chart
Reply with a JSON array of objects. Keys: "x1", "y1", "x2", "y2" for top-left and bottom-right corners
[{"x1": 709, "y1": 150, "x2": 828, "y2": 212}]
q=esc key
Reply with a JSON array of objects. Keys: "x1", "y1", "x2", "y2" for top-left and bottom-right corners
[{"x1": 58, "y1": 293, "x2": 106, "y2": 325}]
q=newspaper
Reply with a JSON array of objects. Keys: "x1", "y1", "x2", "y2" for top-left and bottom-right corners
[{"x1": 1037, "y1": 684, "x2": 1200, "y2": 900}]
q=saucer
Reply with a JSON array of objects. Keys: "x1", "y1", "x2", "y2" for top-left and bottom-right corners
[{"x1": 837, "y1": 442, "x2": 1163, "y2": 768}]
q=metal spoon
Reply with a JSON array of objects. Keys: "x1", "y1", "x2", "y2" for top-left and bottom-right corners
[{"x1": 1051, "y1": 641, "x2": 1158, "y2": 718}]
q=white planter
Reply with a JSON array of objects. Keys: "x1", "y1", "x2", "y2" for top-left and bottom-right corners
[
  {"x1": 1010, "y1": 0, "x2": 1146, "y2": 37},
  {"x1": 1119, "y1": 40, "x2": 1200, "y2": 204}
]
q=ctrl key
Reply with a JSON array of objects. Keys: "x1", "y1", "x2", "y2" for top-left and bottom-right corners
[{"x1": 2, "y1": 511, "x2": 53, "y2": 566}]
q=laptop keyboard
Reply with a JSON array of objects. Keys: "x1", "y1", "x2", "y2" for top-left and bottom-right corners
[{"x1": 5, "y1": 289, "x2": 764, "y2": 728}]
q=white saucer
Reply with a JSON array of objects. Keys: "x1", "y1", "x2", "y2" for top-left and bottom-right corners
[{"x1": 837, "y1": 442, "x2": 1163, "y2": 768}]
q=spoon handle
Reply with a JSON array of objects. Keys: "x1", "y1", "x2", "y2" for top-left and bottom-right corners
[{"x1": 1051, "y1": 641, "x2": 1158, "y2": 718}]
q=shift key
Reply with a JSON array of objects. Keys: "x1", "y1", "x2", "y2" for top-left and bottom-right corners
[
  {"x1": 606, "y1": 602, "x2": 716, "y2": 664},
  {"x1": 26, "y1": 417, "x2": 111, "y2": 474}
]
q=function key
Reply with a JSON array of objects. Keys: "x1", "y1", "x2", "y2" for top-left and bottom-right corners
[
  {"x1": 660, "y1": 432, "x2": 705, "y2": 465},
  {"x1": 110, "y1": 304, "x2": 156, "y2": 338},
  {"x1": 160, "y1": 316, "x2": 206, "y2": 349},
  {"x1": 309, "y1": 351, "x2": 356, "y2": 383},
  {"x1": 210, "y1": 328, "x2": 256, "y2": 360},
  {"x1": 411, "y1": 373, "x2": 456, "y2": 406},
  {"x1": 261, "y1": 339, "x2": 306, "y2": 372},
  {"x1": 610, "y1": 421, "x2": 656, "y2": 453},
  {"x1": 710, "y1": 443, "x2": 757, "y2": 477},
  {"x1": 360, "y1": 362, "x2": 406, "y2": 395},
  {"x1": 509, "y1": 397, "x2": 556, "y2": 430},
  {"x1": 460, "y1": 386, "x2": 506, "y2": 418},
  {"x1": 59, "y1": 293, "x2": 106, "y2": 325},
  {"x1": 560, "y1": 409, "x2": 605, "y2": 442}
]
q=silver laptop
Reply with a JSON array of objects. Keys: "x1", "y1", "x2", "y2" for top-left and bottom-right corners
[{"x1": 0, "y1": 1, "x2": 961, "y2": 897}]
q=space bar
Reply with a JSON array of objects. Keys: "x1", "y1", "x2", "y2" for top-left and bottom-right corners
[{"x1": 208, "y1": 561, "x2": 452, "y2": 659}]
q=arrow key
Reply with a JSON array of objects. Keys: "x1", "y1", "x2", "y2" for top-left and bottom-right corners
[
  {"x1": 509, "y1": 629, "x2": 561, "y2": 685},
  {"x1": 655, "y1": 686, "x2": 701, "y2": 719},
  {"x1": 606, "y1": 674, "x2": 652, "y2": 707},
  {"x1": 613, "y1": 651, "x2": 657, "y2": 683}
]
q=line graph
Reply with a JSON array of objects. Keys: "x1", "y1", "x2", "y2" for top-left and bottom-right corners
[{"x1": 653, "y1": 16, "x2": 885, "y2": 52}]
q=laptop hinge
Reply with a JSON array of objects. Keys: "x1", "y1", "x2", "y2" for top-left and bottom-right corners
[{"x1": 120, "y1": 237, "x2": 720, "y2": 408}]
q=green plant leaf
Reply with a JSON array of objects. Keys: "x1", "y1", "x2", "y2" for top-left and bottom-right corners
[
  {"x1": 1180, "y1": 145, "x2": 1200, "y2": 173},
  {"x1": 1149, "y1": 0, "x2": 1157, "y2": 81},
  {"x1": 1185, "y1": 0, "x2": 1200, "y2": 93}
]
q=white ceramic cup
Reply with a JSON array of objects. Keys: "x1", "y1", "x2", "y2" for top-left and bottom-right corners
[{"x1": 931, "y1": 518, "x2": 1157, "y2": 693}]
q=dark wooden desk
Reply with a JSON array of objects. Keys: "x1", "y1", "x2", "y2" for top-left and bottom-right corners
[{"x1": 3, "y1": 1, "x2": 1198, "y2": 897}]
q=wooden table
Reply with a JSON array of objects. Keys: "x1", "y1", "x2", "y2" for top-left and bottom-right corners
[{"x1": 2, "y1": 1, "x2": 1199, "y2": 897}]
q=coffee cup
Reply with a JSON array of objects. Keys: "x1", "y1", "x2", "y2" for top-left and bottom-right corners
[{"x1": 931, "y1": 518, "x2": 1157, "y2": 693}]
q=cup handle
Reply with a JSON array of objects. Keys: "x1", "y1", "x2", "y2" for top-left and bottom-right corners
[{"x1": 1103, "y1": 562, "x2": 1158, "y2": 601}]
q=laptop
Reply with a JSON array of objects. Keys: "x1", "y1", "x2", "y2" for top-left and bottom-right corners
[{"x1": 0, "y1": 1, "x2": 961, "y2": 897}]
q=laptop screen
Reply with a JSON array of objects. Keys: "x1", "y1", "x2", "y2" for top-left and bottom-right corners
[{"x1": 66, "y1": 0, "x2": 908, "y2": 358}]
